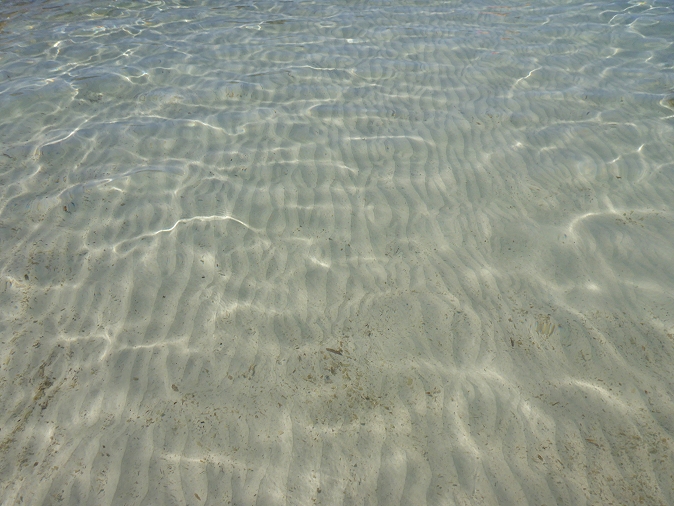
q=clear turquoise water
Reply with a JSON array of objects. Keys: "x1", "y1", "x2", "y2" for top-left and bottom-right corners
[{"x1": 1, "y1": 0, "x2": 674, "y2": 504}]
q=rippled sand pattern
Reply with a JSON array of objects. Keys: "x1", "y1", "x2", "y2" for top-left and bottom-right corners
[{"x1": 1, "y1": 0, "x2": 674, "y2": 504}]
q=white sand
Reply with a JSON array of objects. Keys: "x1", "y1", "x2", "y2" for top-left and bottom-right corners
[{"x1": 1, "y1": 0, "x2": 674, "y2": 505}]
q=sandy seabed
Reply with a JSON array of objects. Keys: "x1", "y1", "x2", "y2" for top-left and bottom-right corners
[{"x1": 1, "y1": 0, "x2": 674, "y2": 504}]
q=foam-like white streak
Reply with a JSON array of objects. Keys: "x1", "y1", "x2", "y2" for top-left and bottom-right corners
[{"x1": 113, "y1": 214, "x2": 255, "y2": 254}]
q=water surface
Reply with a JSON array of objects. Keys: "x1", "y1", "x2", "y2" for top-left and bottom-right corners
[{"x1": 1, "y1": 0, "x2": 674, "y2": 504}]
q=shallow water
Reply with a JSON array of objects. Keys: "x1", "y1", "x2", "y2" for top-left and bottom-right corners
[{"x1": 1, "y1": 0, "x2": 674, "y2": 504}]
